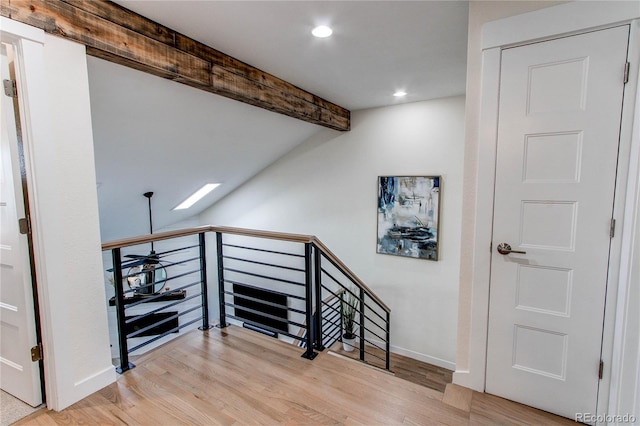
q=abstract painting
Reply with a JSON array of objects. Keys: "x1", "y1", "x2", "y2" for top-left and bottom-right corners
[{"x1": 377, "y1": 176, "x2": 440, "y2": 260}]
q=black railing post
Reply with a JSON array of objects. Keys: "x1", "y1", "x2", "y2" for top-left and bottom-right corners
[
  {"x1": 340, "y1": 291, "x2": 344, "y2": 341},
  {"x1": 198, "y1": 232, "x2": 213, "y2": 330},
  {"x1": 385, "y1": 311, "x2": 391, "y2": 370},
  {"x1": 112, "y1": 248, "x2": 134, "y2": 374},
  {"x1": 216, "y1": 232, "x2": 228, "y2": 328},
  {"x1": 302, "y1": 243, "x2": 317, "y2": 360},
  {"x1": 313, "y1": 245, "x2": 324, "y2": 351},
  {"x1": 359, "y1": 287, "x2": 365, "y2": 362}
]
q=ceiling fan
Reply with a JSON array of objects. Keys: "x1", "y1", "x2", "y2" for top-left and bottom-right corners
[{"x1": 113, "y1": 192, "x2": 171, "y2": 295}]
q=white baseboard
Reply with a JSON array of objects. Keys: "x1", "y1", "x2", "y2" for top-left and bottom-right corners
[
  {"x1": 365, "y1": 337, "x2": 456, "y2": 371},
  {"x1": 390, "y1": 345, "x2": 456, "y2": 371}
]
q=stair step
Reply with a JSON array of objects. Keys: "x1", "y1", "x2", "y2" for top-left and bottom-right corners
[{"x1": 326, "y1": 350, "x2": 395, "y2": 375}]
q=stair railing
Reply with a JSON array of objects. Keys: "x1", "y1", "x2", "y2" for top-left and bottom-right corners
[
  {"x1": 103, "y1": 227, "x2": 213, "y2": 373},
  {"x1": 312, "y1": 240, "x2": 391, "y2": 370},
  {"x1": 215, "y1": 231, "x2": 318, "y2": 359},
  {"x1": 103, "y1": 226, "x2": 391, "y2": 373}
]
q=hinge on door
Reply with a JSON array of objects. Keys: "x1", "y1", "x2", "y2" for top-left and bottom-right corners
[
  {"x1": 610, "y1": 219, "x2": 616, "y2": 238},
  {"x1": 598, "y1": 360, "x2": 604, "y2": 380},
  {"x1": 623, "y1": 62, "x2": 630, "y2": 84},
  {"x1": 3, "y1": 79, "x2": 17, "y2": 98},
  {"x1": 18, "y1": 218, "x2": 30, "y2": 235},
  {"x1": 30, "y1": 343, "x2": 42, "y2": 362}
]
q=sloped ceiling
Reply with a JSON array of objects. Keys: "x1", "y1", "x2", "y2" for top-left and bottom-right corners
[
  {"x1": 89, "y1": 58, "x2": 322, "y2": 241},
  {"x1": 90, "y1": 1, "x2": 469, "y2": 242}
]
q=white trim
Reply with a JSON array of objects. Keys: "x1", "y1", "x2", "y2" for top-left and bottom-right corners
[
  {"x1": 482, "y1": 1, "x2": 640, "y2": 50},
  {"x1": 461, "y1": 2, "x2": 640, "y2": 419},
  {"x1": 453, "y1": 46, "x2": 502, "y2": 392},
  {"x1": 0, "y1": 17, "x2": 44, "y2": 44},
  {"x1": 608, "y1": 21, "x2": 640, "y2": 424},
  {"x1": 597, "y1": 20, "x2": 640, "y2": 422},
  {"x1": 390, "y1": 344, "x2": 455, "y2": 372}
]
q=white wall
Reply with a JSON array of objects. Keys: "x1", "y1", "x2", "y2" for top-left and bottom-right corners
[
  {"x1": 6, "y1": 26, "x2": 115, "y2": 410},
  {"x1": 38, "y1": 34, "x2": 114, "y2": 410},
  {"x1": 200, "y1": 96, "x2": 465, "y2": 368}
]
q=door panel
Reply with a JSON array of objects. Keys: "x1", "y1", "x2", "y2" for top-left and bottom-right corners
[
  {"x1": 486, "y1": 26, "x2": 629, "y2": 419},
  {"x1": 0, "y1": 43, "x2": 42, "y2": 407}
]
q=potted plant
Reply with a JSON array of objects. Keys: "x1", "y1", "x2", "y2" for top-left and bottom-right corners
[{"x1": 341, "y1": 290, "x2": 359, "y2": 352}]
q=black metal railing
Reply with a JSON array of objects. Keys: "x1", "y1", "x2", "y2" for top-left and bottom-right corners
[
  {"x1": 313, "y1": 244, "x2": 391, "y2": 370},
  {"x1": 216, "y1": 234, "x2": 317, "y2": 359},
  {"x1": 105, "y1": 231, "x2": 212, "y2": 373},
  {"x1": 103, "y1": 226, "x2": 391, "y2": 373}
]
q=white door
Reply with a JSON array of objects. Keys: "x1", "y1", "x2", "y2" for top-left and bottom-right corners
[
  {"x1": 0, "y1": 43, "x2": 42, "y2": 407},
  {"x1": 486, "y1": 26, "x2": 629, "y2": 419}
]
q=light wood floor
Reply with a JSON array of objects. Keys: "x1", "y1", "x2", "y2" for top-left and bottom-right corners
[
  {"x1": 329, "y1": 342, "x2": 453, "y2": 393},
  {"x1": 18, "y1": 325, "x2": 576, "y2": 425}
]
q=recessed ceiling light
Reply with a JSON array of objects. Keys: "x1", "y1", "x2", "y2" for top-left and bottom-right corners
[
  {"x1": 173, "y1": 183, "x2": 220, "y2": 210},
  {"x1": 393, "y1": 91, "x2": 407, "y2": 97},
  {"x1": 312, "y1": 25, "x2": 333, "y2": 38}
]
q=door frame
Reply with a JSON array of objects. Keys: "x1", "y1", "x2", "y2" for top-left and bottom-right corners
[
  {"x1": 1, "y1": 38, "x2": 45, "y2": 406},
  {"x1": 0, "y1": 18, "x2": 56, "y2": 408},
  {"x1": 1, "y1": 17, "x2": 116, "y2": 411},
  {"x1": 455, "y1": 1, "x2": 640, "y2": 419}
]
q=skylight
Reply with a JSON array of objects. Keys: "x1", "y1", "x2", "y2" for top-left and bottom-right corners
[{"x1": 173, "y1": 183, "x2": 220, "y2": 210}]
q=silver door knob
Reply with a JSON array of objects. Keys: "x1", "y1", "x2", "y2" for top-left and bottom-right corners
[{"x1": 496, "y1": 243, "x2": 526, "y2": 255}]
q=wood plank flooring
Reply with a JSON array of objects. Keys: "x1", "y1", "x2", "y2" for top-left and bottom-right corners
[
  {"x1": 329, "y1": 342, "x2": 453, "y2": 392},
  {"x1": 18, "y1": 326, "x2": 576, "y2": 425}
]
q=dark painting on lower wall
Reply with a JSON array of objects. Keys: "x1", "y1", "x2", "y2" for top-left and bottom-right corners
[{"x1": 377, "y1": 176, "x2": 441, "y2": 260}]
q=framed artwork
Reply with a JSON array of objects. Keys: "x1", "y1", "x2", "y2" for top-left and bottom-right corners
[{"x1": 377, "y1": 176, "x2": 441, "y2": 260}]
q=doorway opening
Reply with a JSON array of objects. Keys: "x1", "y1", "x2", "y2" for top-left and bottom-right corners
[{"x1": 0, "y1": 41, "x2": 45, "y2": 413}]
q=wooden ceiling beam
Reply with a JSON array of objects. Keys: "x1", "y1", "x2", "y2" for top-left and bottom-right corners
[{"x1": 1, "y1": 0, "x2": 351, "y2": 131}]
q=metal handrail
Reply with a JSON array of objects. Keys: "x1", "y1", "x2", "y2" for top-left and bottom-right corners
[
  {"x1": 103, "y1": 225, "x2": 390, "y2": 314},
  {"x1": 102, "y1": 225, "x2": 314, "y2": 250}
]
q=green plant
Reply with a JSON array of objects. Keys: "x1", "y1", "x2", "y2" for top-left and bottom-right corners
[{"x1": 341, "y1": 290, "x2": 359, "y2": 340}]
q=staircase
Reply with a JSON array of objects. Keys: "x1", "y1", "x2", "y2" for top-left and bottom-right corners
[{"x1": 103, "y1": 225, "x2": 391, "y2": 374}]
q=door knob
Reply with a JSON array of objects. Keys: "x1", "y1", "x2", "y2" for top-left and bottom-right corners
[{"x1": 496, "y1": 243, "x2": 526, "y2": 255}]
